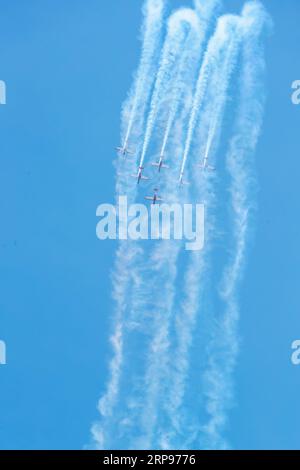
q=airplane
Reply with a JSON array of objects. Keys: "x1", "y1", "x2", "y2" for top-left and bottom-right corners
[
  {"x1": 144, "y1": 188, "x2": 163, "y2": 205},
  {"x1": 151, "y1": 155, "x2": 169, "y2": 173},
  {"x1": 178, "y1": 172, "x2": 190, "y2": 186},
  {"x1": 197, "y1": 155, "x2": 215, "y2": 171},
  {"x1": 115, "y1": 144, "x2": 134, "y2": 157},
  {"x1": 131, "y1": 166, "x2": 150, "y2": 184}
]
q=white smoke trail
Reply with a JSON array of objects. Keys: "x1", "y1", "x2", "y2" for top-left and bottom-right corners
[
  {"x1": 122, "y1": 0, "x2": 166, "y2": 151},
  {"x1": 179, "y1": 13, "x2": 240, "y2": 179},
  {"x1": 201, "y1": 1, "x2": 271, "y2": 450},
  {"x1": 134, "y1": 4, "x2": 224, "y2": 450},
  {"x1": 161, "y1": 0, "x2": 222, "y2": 157},
  {"x1": 121, "y1": 12, "x2": 203, "y2": 449},
  {"x1": 92, "y1": 5, "x2": 221, "y2": 448},
  {"x1": 91, "y1": 0, "x2": 270, "y2": 452},
  {"x1": 91, "y1": 0, "x2": 166, "y2": 449},
  {"x1": 127, "y1": 7, "x2": 202, "y2": 328},
  {"x1": 161, "y1": 14, "x2": 243, "y2": 450},
  {"x1": 138, "y1": 9, "x2": 200, "y2": 169},
  {"x1": 90, "y1": 243, "x2": 144, "y2": 449}
]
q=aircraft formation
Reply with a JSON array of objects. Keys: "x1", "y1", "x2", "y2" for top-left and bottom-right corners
[{"x1": 115, "y1": 144, "x2": 215, "y2": 204}]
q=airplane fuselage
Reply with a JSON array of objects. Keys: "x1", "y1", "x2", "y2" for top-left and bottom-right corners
[
  {"x1": 136, "y1": 169, "x2": 143, "y2": 184},
  {"x1": 131, "y1": 166, "x2": 149, "y2": 184},
  {"x1": 116, "y1": 145, "x2": 132, "y2": 157},
  {"x1": 145, "y1": 189, "x2": 162, "y2": 204}
]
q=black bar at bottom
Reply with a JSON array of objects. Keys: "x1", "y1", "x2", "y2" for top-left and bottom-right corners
[{"x1": 0, "y1": 450, "x2": 299, "y2": 466}]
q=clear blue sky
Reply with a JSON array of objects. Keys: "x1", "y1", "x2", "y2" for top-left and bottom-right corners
[{"x1": 0, "y1": 0, "x2": 299, "y2": 450}]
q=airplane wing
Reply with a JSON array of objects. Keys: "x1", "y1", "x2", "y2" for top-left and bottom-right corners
[
  {"x1": 151, "y1": 162, "x2": 159, "y2": 167},
  {"x1": 144, "y1": 196, "x2": 154, "y2": 201},
  {"x1": 141, "y1": 176, "x2": 149, "y2": 180},
  {"x1": 161, "y1": 164, "x2": 169, "y2": 169},
  {"x1": 198, "y1": 163, "x2": 215, "y2": 171},
  {"x1": 131, "y1": 174, "x2": 138, "y2": 178},
  {"x1": 156, "y1": 197, "x2": 163, "y2": 201}
]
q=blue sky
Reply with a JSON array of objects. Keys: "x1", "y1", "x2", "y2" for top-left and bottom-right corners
[{"x1": 0, "y1": 0, "x2": 299, "y2": 450}]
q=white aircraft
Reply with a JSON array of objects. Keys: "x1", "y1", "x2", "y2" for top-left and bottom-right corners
[
  {"x1": 131, "y1": 166, "x2": 149, "y2": 184},
  {"x1": 144, "y1": 188, "x2": 163, "y2": 205},
  {"x1": 151, "y1": 155, "x2": 169, "y2": 173},
  {"x1": 178, "y1": 172, "x2": 190, "y2": 186},
  {"x1": 115, "y1": 145, "x2": 134, "y2": 157},
  {"x1": 197, "y1": 155, "x2": 215, "y2": 171}
]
